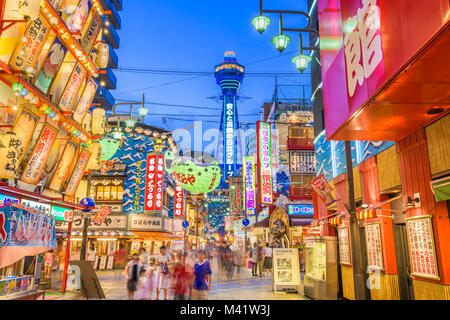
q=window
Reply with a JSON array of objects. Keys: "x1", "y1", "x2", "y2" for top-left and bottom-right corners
[
  {"x1": 95, "y1": 185, "x2": 123, "y2": 201},
  {"x1": 290, "y1": 150, "x2": 315, "y2": 174}
]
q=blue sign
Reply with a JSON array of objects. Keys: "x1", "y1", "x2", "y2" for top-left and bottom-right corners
[
  {"x1": 182, "y1": 220, "x2": 189, "y2": 228},
  {"x1": 0, "y1": 194, "x2": 18, "y2": 206},
  {"x1": 80, "y1": 198, "x2": 95, "y2": 212},
  {"x1": 242, "y1": 218, "x2": 250, "y2": 226},
  {"x1": 288, "y1": 204, "x2": 314, "y2": 216}
]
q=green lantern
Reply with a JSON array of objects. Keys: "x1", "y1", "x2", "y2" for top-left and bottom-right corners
[
  {"x1": 125, "y1": 119, "x2": 136, "y2": 128},
  {"x1": 292, "y1": 54, "x2": 312, "y2": 72},
  {"x1": 271, "y1": 34, "x2": 291, "y2": 53},
  {"x1": 138, "y1": 106, "x2": 149, "y2": 117},
  {"x1": 112, "y1": 131, "x2": 123, "y2": 140},
  {"x1": 251, "y1": 15, "x2": 271, "y2": 34},
  {"x1": 12, "y1": 82, "x2": 23, "y2": 93},
  {"x1": 99, "y1": 137, "x2": 120, "y2": 161},
  {"x1": 164, "y1": 150, "x2": 222, "y2": 194}
]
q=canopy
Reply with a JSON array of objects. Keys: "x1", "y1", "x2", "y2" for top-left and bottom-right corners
[{"x1": 431, "y1": 176, "x2": 450, "y2": 202}]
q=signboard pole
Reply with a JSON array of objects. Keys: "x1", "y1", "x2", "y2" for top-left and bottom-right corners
[
  {"x1": 81, "y1": 172, "x2": 93, "y2": 261},
  {"x1": 61, "y1": 220, "x2": 72, "y2": 293},
  {"x1": 345, "y1": 141, "x2": 369, "y2": 300}
]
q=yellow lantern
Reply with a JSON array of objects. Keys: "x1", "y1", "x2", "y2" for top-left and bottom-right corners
[
  {"x1": 92, "y1": 108, "x2": 105, "y2": 135},
  {"x1": 86, "y1": 141, "x2": 103, "y2": 171},
  {"x1": 0, "y1": 132, "x2": 23, "y2": 179}
]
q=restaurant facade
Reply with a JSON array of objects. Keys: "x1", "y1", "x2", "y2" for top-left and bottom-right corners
[{"x1": 312, "y1": 0, "x2": 450, "y2": 300}]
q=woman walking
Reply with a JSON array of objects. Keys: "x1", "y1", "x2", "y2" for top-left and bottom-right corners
[{"x1": 155, "y1": 246, "x2": 172, "y2": 300}]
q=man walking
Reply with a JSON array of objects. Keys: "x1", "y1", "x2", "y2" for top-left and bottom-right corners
[
  {"x1": 125, "y1": 253, "x2": 142, "y2": 300},
  {"x1": 191, "y1": 250, "x2": 212, "y2": 300},
  {"x1": 256, "y1": 241, "x2": 264, "y2": 277}
]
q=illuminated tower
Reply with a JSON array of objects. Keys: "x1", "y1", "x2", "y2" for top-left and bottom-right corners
[{"x1": 214, "y1": 51, "x2": 245, "y2": 182}]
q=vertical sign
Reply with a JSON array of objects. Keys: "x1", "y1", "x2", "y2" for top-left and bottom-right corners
[
  {"x1": 12, "y1": 108, "x2": 39, "y2": 164},
  {"x1": 174, "y1": 183, "x2": 184, "y2": 218},
  {"x1": 243, "y1": 156, "x2": 256, "y2": 215},
  {"x1": 364, "y1": 223, "x2": 384, "y2": 270},
  {"x1": 144, "y1": 155, "x2": 157, "y2": 211},
  {"x1": 34, "y1": 37, "x2": 68, "y2": 94},
  {"x1": 406, "y1": 216, "x2": 439, "y2": 280},
  {"x1": 67, "y1": 0, "x2": 92, "y2": 33},
  {"x1": 21, "y1": 124, "x2": 58, "y2": 184},
  {"x1": 58, "y1": 62, "x2": 86, "y2": 111},
  {"x1": 133, "y1": 160, "x2": 143, "y2": 213},
  {"x1": 48, "y1": 141, "x2": 78, "y2": 192},
  {"x1": 338, "y1": 227, "x2": 351, "y2": 265},
  {"x1": 257, "y1": 121, "x2": 273, "y2": 204},
  {"x1": 65, "y1": 148, "x2": 91, "y2": 197},
  {"x1": 81, "y1": 13, "x2": 102, "y2": 53},
  {"x1": 72, "y1": 78, "x2": 98, "y2": 123},
  {"x1": 9, "y1": 16, "x2": 50, "y2": 72},
  {"x1": 155, "y1": 155, "x2": 164, "y2": 211},
  {"x1": 224, "y1": 101, "x2": 235, "y2": 177}
]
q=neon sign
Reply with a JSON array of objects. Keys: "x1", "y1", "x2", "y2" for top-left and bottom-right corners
[
  {"x1": 257, "y1": 121, "x2": 273, "y2": 204},
  {"x1": 243, "y1": 156, "x2": 256, "y2": 215}
]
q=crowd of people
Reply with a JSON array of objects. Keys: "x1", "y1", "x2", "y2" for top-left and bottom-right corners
[{"x1": 124, "y1": 241, "x2": 273, "y2": 300}]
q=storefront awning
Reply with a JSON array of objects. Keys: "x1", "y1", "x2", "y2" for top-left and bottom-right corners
[
  {"x1": 132, "y1": 231, "x2": 183, "y2": 239},
  {"x1": 431, "y1": 176, "x2": 450, "y2": 202}
]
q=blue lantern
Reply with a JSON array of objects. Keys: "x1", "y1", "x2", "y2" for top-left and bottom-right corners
[
  {"x1": 242, "y1": 218, "x2": 250, "y2": 227},
  {"x1": 20, "y1": 87, "x2": 28, "y2": 96},
  {"x1": 80, "y1": 197, "x2": 95, "y2": 212},
  {"x1": 182, "y1": 220, "x2": 189, "y2": 228}
]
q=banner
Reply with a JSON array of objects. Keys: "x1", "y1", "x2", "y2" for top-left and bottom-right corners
[
  {"x1": 48, "y1": 140, "x2": 78, "y2": 192},
  {"x1": 257, "y1": 121, "x2": 273, "y2": 204},
  {"x1": 0, "y1": 204, "x2": 56, "y2": 248},
  {"x1": 9, "y1": 16, "x2": 50, "y2": 72},
  {"x1": 310, "y1": 174, "x2": 335, "y2": 205},
  {"x1": 92, "y1": 205, "x2": 112, "y2": 226},
  {"x1": 12, "y1": 107, "x2": 39, "y2": 164},
  {"x1": 73, "y1": 78, "x2": 98, "y2": 122},
  {"x1": 174, "y1": 183, "x2": 184, "y2": 217},
  {"x1": 243, "y1": 156, "x2": 256, "y2": 215},
  {"x1": 58, "y1": 62, "x2": 86, "y2": 111},
  {"x1": 21, "y1": 124, "x2": 58, "y2": 184},
  {"x1": 144, "y1": 155, "x2": 157, "y2": 211},
  {"x1": 67, "y1": 0, "x2": 92, "y2": 33},
  {"x1": 65, "y1": 148, "x2": 91, "y2": 197},
  {"x1": 229, "y1": 177, "x2": 243, "y2": 216},
  {"x1": 34, "y1": 37, "x2": 68, "y2": 94}
]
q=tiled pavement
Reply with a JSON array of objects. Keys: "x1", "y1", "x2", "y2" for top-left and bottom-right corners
[{"x1": 45, "y1": 262, "x2": 308, "y2": 301}]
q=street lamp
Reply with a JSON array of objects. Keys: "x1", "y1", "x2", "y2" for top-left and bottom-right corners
[
  {"x1": 252, "y1": 15, "x2": 271, "y2": 34},
  {"x1": 272, "y1": 34, "x2": 291, "y2": 53},
  {"x1": 125, "y1": 118, "x2": 136, "y2": 128},
  {"x1": 138, "y1": 106, "x2": 149, "y2": 118},
  {"x1": 292, "y1": 53, "x2": 311, "y2": 73}
]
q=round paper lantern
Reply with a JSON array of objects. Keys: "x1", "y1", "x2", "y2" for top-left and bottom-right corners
[
  {"x1": 80, "y1": 197, "x2": 95, "y2": 212},
  {"x1": 164, "y1": 150, "x2": 222, "y2": 194},
  {"x1": 92, "y1": 107, "x2": 105, "y2": 135},
  {"x1": 12, "y1": 82, "x2": 23, "y2": 93},
  {"x1": 19, "y1": 87, "x2": 28, "y2": 96}
]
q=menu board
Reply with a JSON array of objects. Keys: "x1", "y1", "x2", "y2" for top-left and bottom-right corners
[
  {"x1": 337, "y1": 227, "x2": 351, "y2": 265},
  {"x1": 273, "y1": 248, "x2": 300, "y2": 290},
  {"x1": 364, "y1": 223, "x2": 384, "y2": 270},
  {"x1": 406, "y1": 216, "x2": 439, "y2": 280}
]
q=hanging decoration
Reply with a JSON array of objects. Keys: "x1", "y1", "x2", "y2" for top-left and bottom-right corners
[
  {"x1": 99, "y1": 137, "x2": 120, "y2": 161},
  {"x1": 0, "y1": 132, "x2": 23, "y2": 179},
  {"x1": 357, "y1": 208, "x2": 377, "y2": 220},
  {"x1": 92, "y1": 107, "x2": 106, "y2": 135},
  {"x1": 164, "y1": 150, "x2": 222, "y2": 194},
  {"x1": 86, "y1": 141, "x2": 103, "y2": 171}
]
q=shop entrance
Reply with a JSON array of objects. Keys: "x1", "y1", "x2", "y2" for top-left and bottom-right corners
[{"x1": 393, "y1": 223, "x2": 414, "y2": 300}]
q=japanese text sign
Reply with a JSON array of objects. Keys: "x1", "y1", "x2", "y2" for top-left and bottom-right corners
[
  {"x1": 174, "y1": 183, "x2": 184, "y2": 217},
  {"x1": 65, "y1": 148, "x2": 91, "y2": 197},
  {"x1": 257, "y1": 121, "x2": 273, "y2": 204},
  {"x1": 243, "y1": 156, "x2": 256, "y2": 215}
]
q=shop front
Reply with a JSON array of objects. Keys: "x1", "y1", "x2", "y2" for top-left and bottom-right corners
[{"x1": 316, "y1": 0, "x2": 450, "y2": 300}]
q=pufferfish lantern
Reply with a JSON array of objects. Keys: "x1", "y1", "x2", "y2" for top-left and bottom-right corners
[
  {"x1": 99, "y1": 137, "x2": 120, "y2": 161},
  {"x1": 164, "y1": 150, "x2": 222, "y2": 194}
]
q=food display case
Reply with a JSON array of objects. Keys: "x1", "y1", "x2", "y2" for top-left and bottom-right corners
[{"x1": 304, "y1": 236, "x2": 338, "y2": 300}]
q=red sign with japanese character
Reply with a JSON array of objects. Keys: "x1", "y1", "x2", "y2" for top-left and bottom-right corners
[
  {"x1": 92, "y1": 205, "x2": 112, "y2": 226},
  {"x1": 144, "y1": 155, "x2": 157, "y2": 211},
  {"x1": 155, "y1": 155, "x2": 164, "y2": 211},
  {"x1": 174, "y1": 183, "x2": 184, "y2": 218}
]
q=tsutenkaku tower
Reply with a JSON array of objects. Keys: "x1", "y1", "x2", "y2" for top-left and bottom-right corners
[{"x1": 214, "y1": 51, "x2": 245, "y2": 182}]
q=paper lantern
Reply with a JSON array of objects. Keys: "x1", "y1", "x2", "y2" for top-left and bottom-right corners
[
  {"x1": 86, "y1": 141, "x2": 103, "y2": 170},
  {"x1": 17, "y1": 0, "x2": 41, "y2": 20},
  {"x1": 99, "y1": 137, "x2": 120, "y2": 161},
  {"x1": 164, "y1": 150, "x2": 222, "y2": 194},
  {"x1": 92, "y1": 108, "x2": 105, "y2": 135},
  {"x1": 0, "y1": 132, "x2": 23, "y2": 179},
  {"x1": 12, "y1": 82, "x2": 23, "y2": 93}
]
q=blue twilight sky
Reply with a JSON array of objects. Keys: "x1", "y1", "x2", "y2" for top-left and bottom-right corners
[{"x1": 112, "y1": 0, "x2": 314, "y2": 151}]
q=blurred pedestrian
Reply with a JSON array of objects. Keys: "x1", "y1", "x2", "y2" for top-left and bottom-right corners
[
  {"x1": 263, "y1": 242, "x2": 273, "y2": 276},
  {"x1": 125, "y1": 253, "x2": 142, "y2": 300},
  {"x1": 249, "y1": 243, "x2": 257, "y2": 276},
  {"x1": 139, "y1": 247, "x2": 148, "y2": 272},
  {"x1": 87, "y1": 244, "x2": 97, "y2": 266},
  {"x1": 155, "y1": 246, "x2": 172, "y2": 300},
  {"x1": 191, "y1": 250, "x2": 212, "y2": 300},
  {"x1": 172, "y1": 252, "x2": 187, "y2": 300},
  {"x1": 114, "y1": 244, "x2": 127, "y2": 268},
  {"x1": 256, "y1": 241, "x2": 264, "y2": 277},
  {"x1": 44, "y1": 249, "x2": 54, "y2": 278}
]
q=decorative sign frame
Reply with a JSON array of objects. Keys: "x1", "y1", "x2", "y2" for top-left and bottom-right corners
[
  {"x1": 364, "y1": 222, "x2": 385, "y2": 271},
  {"x1": 405, "y1": 215, "x2": 439, "y2": 280},
  {"x1": 337, "y1": 226, "x2": 352, "y2": 266}
]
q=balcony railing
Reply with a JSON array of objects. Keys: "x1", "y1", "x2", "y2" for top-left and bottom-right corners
[
  {"x1": 288, "y1": 137, "x2": 315, "y2": 149},
  {"x1": 289, "y1": 186, "x2": 313, "y2": 200}
]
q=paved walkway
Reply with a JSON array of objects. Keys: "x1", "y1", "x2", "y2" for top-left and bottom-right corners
[{"x1": 45, "y1": 269, "x2": 307, "y2": 300}]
